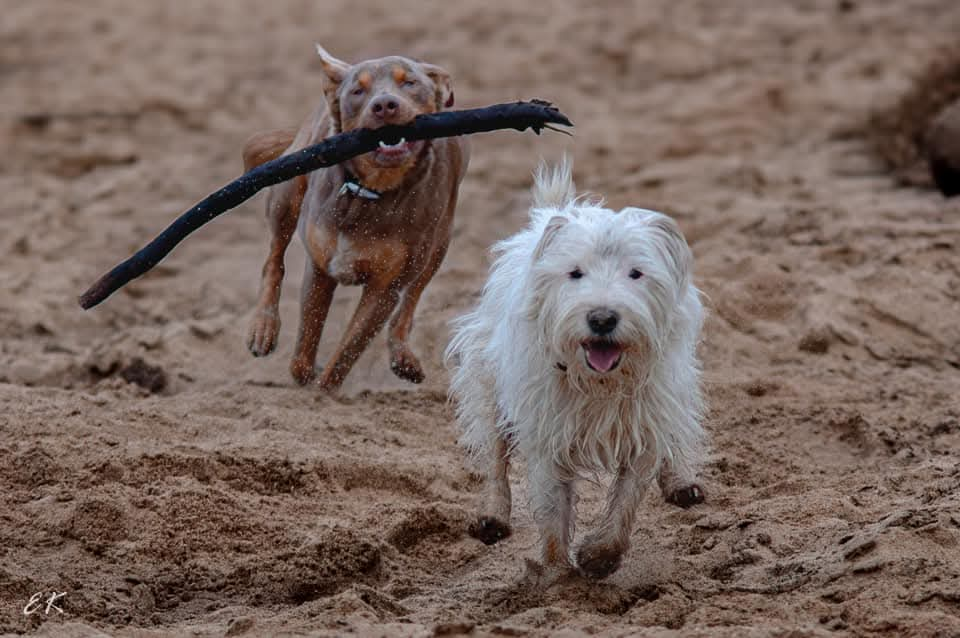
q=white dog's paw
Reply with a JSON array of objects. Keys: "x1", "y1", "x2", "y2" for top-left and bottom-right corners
[
  {"x1": 522, "y1": 558, "x2": 577, "y2": 588},
  {"x1": 575, "y1": 540, "x2": 625, "y2": 580},
  {"x1": 665, "y1": 483, "x2": 705, "y2": 509},
  {"x1": 468, "y1": 516, "x2": 512, "y2": 545}
]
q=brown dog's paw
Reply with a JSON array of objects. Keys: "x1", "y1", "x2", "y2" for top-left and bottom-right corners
[
  {"x1": 576, "y1": 542, "x2": 624, "y2": 580},
  {"x1": 390, "y1": 347, "x2": 425, "y2": 384},
  {"x1": 315, "y1": 365, "x2": 348, "y2": 392},
  {"x1": 468, "y1": 516, "x2": 511, "y2": 545},
  {"x1": 289, "y1": 358, "x2": 317, "y2": 386},
  {"x1": 247, "y1": 310, "x2": 280, "y2": 357},
  {"x1": 666, "y1": 484, "x2": 705, "y2": 509}
]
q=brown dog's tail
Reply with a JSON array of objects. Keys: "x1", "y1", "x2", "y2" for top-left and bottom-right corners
[{"x1": 242, "y1": 128, "x2": 298, "y2": 171}]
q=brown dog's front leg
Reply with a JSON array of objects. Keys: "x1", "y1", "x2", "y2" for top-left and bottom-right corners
[
  {"x1": 317, "y1": 281, "x2": 403, "y2": 391},
  {"x1": 289, "y1": 262, "x2": 338, "y2": 385}
]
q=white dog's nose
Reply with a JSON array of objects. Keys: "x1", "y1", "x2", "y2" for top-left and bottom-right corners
[{"x1": 587, "y1": 309, "x2": 619, "y2": 336}]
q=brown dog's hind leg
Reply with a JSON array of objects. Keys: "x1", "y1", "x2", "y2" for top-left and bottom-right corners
[
  {"x1": 387, "y1": 236, "x2": 450, "y2": 383},
  {"x1": 289, "y1": 262, "x2": 338, "y2": 385},
  {"x1": 245, "y1": 176, "x2": 305, "y2": 357},
  {"x1": 243, "y1": 129, "x2": 301, "y2": 358}
]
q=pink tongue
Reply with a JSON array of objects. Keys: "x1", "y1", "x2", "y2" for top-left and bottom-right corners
[{"x1": 586, "y1": 344, "x2": 622, "y2": 372}]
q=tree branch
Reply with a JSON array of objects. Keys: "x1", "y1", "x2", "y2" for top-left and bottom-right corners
[{"x1": 78, "y1": 100, "x2": 573, "y2": 309}]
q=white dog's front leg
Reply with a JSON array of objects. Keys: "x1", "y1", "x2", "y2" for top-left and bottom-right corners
[
  {"x1": 528, "y1": 462, "x2": 575, "y2": 572},
  {"x1": 576, "y1": 467, "x2": 648, "y2": 579}
]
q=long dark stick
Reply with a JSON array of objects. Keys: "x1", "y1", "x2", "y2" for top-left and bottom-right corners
[{"x1": 78, "y1": 100, "x2": 573, "y2": 309}]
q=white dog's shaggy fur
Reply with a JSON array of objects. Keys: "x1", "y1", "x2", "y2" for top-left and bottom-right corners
[{"x1": 446, "y1": 158, "x2": 707, "y2": 579}]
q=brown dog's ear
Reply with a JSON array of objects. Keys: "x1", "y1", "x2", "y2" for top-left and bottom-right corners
[
  {"x1": 315, "y1": 44, "x2": 349, "y2": 87},
  {"x1": 533, "y1": 216, "x2": 569, "y2": 262},
  {"x1": 315, "y1": 44, "x2": 350, "y2": 131},
  {"x1": 421, "y1": 63, "x2": 454, "y2": 110}
]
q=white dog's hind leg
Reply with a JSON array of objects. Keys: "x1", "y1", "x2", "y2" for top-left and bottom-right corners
[
  {"x1": 658, "y1": 456, "x2": 706, "y2": 508},
  {"x1": 468, "y1": 432, "x2": 513, "y2": 545},
  {"x1": 576, "y1": 467, "x2": 648, "y2": 579},
  {"x1": 654, "y1": 352, "x2": 707, "y2": 508}
]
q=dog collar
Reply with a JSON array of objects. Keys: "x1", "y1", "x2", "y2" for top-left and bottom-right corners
[{"x1": 338, "y1": 172, "x2": 381, "y2": 201}]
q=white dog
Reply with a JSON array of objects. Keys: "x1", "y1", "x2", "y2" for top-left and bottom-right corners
[{"x1": 446, "y1": 158, "x2": 706, "y2": 579}]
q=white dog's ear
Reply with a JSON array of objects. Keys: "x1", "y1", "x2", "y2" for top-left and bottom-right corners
[
  {"x1": 533, "y1": 216, "x2": 569, "y2": 262},
  {"x1": 648, "y1": 215, "x2": 693, "y2": 288},
  {"x1": 421, "y1": 63, "x2": 455, "y2": 110}
]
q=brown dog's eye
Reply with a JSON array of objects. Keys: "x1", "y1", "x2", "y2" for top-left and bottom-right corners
[
  {"x1": 629, "y1": 269, "x2": 643, "y2": 279},
  {"x1": 569, "y1": 268, "x2": 584, "y2": 280}
]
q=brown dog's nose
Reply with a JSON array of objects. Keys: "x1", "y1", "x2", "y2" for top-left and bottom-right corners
[{"x1": 370, "y1": 95, "x2": 401, "y2": 120}]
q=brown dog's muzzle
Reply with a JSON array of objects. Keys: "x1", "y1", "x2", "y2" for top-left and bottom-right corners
[
  {"x1": 365, "y1": 93, "x2": 417, "y2": 127},
  {"x1": 356, "y1": 93, "x2": 425, "y2": 167},
  {"x1": 369, "y1": 94, "x2": 402, "y2": 122}
]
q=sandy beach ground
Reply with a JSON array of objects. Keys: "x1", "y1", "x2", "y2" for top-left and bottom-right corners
[{"x1": 2, "y1": 1, "x2": 960, "y2": 635}]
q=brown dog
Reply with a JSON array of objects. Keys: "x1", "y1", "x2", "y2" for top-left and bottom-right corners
[{"x1": 242, "y1": 45, "x2": 469, "y2": 390}]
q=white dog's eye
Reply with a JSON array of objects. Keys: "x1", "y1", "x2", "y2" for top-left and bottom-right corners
[
  {"x1": 629, "y1": 268, "x2": 643, "y2": 280},
  {"x1": 403, "y1": 79, "x2": 417, "y2": 87},
  {"x1": 352, "y1": 86, "x2": 365, "y2": 96},
  {"x1": 569, "y1": 268, "x2": 584, "y2": 280}
]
